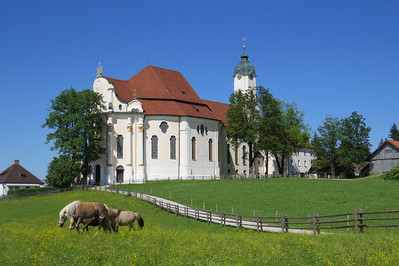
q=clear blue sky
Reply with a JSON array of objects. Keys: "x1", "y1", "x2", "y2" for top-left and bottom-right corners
[{"x1": 1, "y1": 0, "x2": 398, "y2": 180}]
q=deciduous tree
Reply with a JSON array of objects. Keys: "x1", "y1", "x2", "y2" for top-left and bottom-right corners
[
  {"x1": 312, "y1": 115, "x2": 341, "y2": 178},
  {"x1": 42, "y1": 88, "x2": 106, "y2": 186},
  {"x1": 339, "y1": 111, "x2": 371, "y2": 178},
  {"x1": 226, "y1": 89, "x2": 259, "y2": 173}
]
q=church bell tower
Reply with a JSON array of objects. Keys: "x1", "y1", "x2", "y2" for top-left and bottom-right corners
[{"x1": 233, "y1": 45, "x2": 257, "y2": 93}]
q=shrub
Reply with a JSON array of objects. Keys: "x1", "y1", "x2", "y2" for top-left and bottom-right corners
[
  {"x1": 384, "y1": 165, "x2": 399, "y2": 180},
  {"x1": 7, "y1": 186, "x2": 56, "y2": 196}
]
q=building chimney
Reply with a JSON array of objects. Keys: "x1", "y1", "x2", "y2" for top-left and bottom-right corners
[{"x1": 13, "y1": 160, "x2": 20, "y2": 165}]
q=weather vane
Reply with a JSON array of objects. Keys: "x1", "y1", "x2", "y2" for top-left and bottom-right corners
[{"x1": 242, "y1": 36, "x2": 247, "y2": 50}]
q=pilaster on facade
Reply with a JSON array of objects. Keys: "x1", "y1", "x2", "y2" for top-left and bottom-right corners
[
  {"x1": 179, "y1": 119, "x2": 190, "y2": 178},
  {"x1": 135, "y1": 116, "x2": 146, "y2": 182},
  {"x1": 106, "y1": 116, "x2": 115, "y2": 184},
  {"x1": 125, "y1": 117, "x2": 133, "y2": 183}
]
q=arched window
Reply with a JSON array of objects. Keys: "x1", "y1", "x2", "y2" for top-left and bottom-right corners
[
  {"x1": 117, "y1": 135, "x2": 123, "y2": 159},
  {"x1": 243, "y1": 145, "x2": 247, "y2": 166},
  {"x1": 170, "y1": 136, "x2": 176, "y2": 160},
  {"x1": 235, "y1": 147, "x2": 239, "y2": 165},
  {"x1": 208, "y1": 139, "x2": 213, "y2": 161},
  {"x1": 151, "y1": 135, "x2": 158, "y2": 159},
  {"x1": 227, "y1": 144, "x2": 231, "y2": 164},
  {"x1": 191, "y1": 137, "x2": 196, "y2": 160}
]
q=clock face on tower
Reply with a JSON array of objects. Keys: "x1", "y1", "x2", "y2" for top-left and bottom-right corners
[{"x1": 237, "y1": 74, "x2": 242, "y2": 80}]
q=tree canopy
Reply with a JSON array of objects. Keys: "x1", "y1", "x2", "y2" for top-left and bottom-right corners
[
  {"x1": 227, "y1": 86, "x2": 309, "y2": 175},
  {"x1": 42, "y1": 88, "x2": 106, "y2": 187},
  {"x1": 226, "y1": 89, "x2": 259, "y2": 172},
  {"x1": 312, "y1": 112, "x2": 371, "y2": 178}
]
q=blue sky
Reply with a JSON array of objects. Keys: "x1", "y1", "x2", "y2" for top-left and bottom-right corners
[{"x1": 1, "y1": 0, "x2": 398, "y2": 180}]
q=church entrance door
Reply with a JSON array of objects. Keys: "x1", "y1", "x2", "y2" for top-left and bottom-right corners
[
  {"x1": 116, "y1": 166, "x2": 124, "y2": 183},
  {"x1": 95, "y1": 165, "x2": 101, "y2": 185}
]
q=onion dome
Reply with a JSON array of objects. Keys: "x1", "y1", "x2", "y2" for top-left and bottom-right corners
[{"x1": 233, "y1": 45, "x2": 256, "y2": 77}]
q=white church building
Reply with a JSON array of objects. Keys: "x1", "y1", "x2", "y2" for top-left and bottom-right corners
[{"x1": 92, "y1": 47, "x2": 313, "y2": 184}]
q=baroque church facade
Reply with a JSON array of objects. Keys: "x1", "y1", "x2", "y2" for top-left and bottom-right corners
[{"x1": 92, "y1": 47, "x2": 313, "y2": 184}]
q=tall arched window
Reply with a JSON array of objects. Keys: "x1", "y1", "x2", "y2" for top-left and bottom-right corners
[
  {"x1": 151, "y1": 135, "x2": 158, "y2": 159},
  {"x1": 117, "y1": 135, "x2": 124, "y2": 159},
  {"x1": 227, "y1": 144, "x2": 231, "y2": 164},
  {"x1": 208, "y1": 139, "x2": 213, "y2": 161},
  {"x1": 235, "y1": 147, "x2": 239, "y2": 165},
  {"x1": 170, "y1": 136, "x2": 176, "y2": 160},
  {"x1": 191, "y1": 137, "x2": 196, "y2": 160},
  {"x1": 242, "y1": 145, "x2": 247, "y2": 166}
]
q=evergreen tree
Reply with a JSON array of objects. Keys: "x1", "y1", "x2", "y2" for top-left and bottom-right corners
[
  {"x1": 42, "y1": 88, "x2": 106, "y2": 186},
  {"x1": 389, "y1": 123, "x2": 399, "y2": 141}
]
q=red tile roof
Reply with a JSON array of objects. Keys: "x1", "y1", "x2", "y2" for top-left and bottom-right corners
[
  {"x1": 104, "y1": 65, "x2": 229, "y2": 122},
  {"x1": 203, "y1": 100, "x2": 229, "y2": 124},
  {"x1": 0, "y1": 160, "x2": 44, "y2": 185},
  {"x1": 387, "y1": 139, "x2": 399, "y2": 149}
]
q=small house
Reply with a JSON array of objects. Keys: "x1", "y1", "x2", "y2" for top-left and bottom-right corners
[
  {"x1": 0, "y1": 160, "x2": 44, "y2": 196},
  {"x1": 367, "y1": 139, "x2": 399, "y2": 174}
]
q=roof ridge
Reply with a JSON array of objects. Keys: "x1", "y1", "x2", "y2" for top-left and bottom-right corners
[{"x1": 148, "y1": 66, "x2": 175, "y2": 100}]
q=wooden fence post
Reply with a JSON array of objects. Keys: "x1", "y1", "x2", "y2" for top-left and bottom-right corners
[
  {"x1": 281, "y1": 215, "x2": 288, "y2": 233},
  {"x1": 312, "y1": 214, "x2": 320, "y2": 234},
  {"x1": 256, "y1": 217, "x2": 262, "y2": 233},
  {"x1": 354, "y1": 209, "x2": 359, "y2": 233}
]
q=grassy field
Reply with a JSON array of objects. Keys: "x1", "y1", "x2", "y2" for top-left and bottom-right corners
[
  {"x1": 2, "y1": 177, "x2": 399, "y2": 265},
  {"x1": 115, "y1": 174, "x2": 399, "y2": 217}
]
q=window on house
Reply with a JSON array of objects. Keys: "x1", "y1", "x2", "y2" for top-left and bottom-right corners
[
  {"x1": 192, "y1": 137, "x2": 196, "y2": 160},
  {"x1": 298, "y1": 160, "x2": 301, "y2": 167},
  {"x1": 209, "y1": 139, "x2": 213, "y2": 161},
  {"x1": 243, "y1": 145, "x2": 247, "y2": 166},
  {"x1": 151, "y1": 135, "x2": 158, "y2": 159},
  {"x1": 170, "y1": 136, "x2": 176, "y2": 160},
  {"x1": 117, "y1": 135, "x2": 123, "y2": 159}
]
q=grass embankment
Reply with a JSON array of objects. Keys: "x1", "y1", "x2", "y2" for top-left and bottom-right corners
[
  {"x1": 1, "y1": 177, "x2": 399, "y2": 265},
  {"x1": 115, "y1": 175, "x2": 397, "y2": 217}
]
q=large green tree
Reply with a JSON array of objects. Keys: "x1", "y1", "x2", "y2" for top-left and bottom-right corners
[
  {"x1": 42, "y1": 88, "x2": 106, "y2": 186},
  {"x1": 257, "y1": 87, "x2": 284, "y2": 174},
  {"x1": 312, "y1": 115, "x2": 341, "y2": 178},
  {"x1": 277, "y1": 103, "x2": 310, "y2": 174},
  {"x1": 339, "y1": 111, "x2": 371, "y2": 178},
  {"x1": 226, "y1": 89, "x2": 259, "y2": 173}
]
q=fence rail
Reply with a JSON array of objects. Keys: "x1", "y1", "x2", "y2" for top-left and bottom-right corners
[{"x1": 95, "y1": 186, "x2": 399, "y2": 234}]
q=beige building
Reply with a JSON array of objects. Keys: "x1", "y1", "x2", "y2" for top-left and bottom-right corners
[{"x1": 91, "y1": 47, "x2": 312, "y2": 184}]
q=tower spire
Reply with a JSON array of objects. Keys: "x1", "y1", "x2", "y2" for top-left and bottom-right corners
[{"x1": 96, "y1": 61, "x2": 103, "y2": 77}]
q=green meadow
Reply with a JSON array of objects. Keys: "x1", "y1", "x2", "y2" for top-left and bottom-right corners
[
  {"x1": 115, "y1": 174, "x2": 399, "y2": 217},
  {"x1": 1, "y1": 176, "x2": 399, "y2": 265}
]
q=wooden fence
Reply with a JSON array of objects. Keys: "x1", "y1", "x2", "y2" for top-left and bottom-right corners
[{"x1": 97, "y1": 186, "x2": 399, "y2": 234}]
